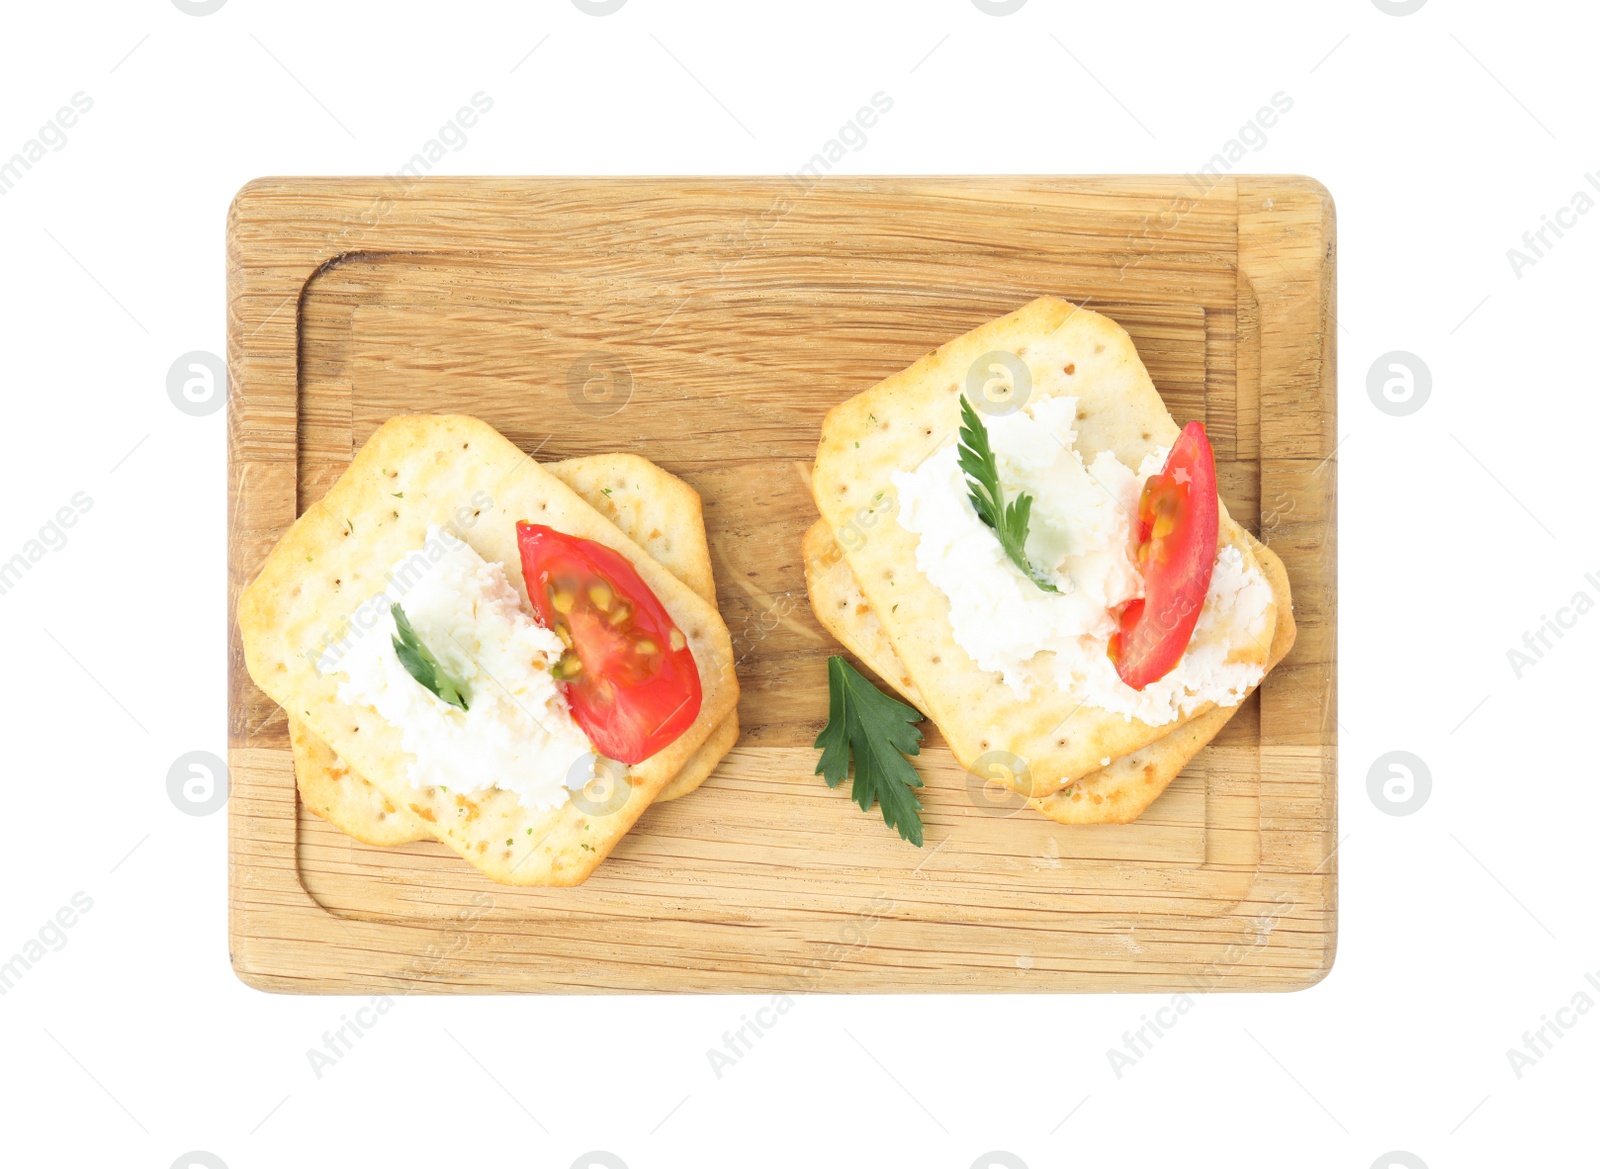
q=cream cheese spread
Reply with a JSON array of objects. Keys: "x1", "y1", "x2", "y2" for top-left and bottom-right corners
[
  {"x1": 892, "y1": 396, "x2": 1274, "y2": 726},
  {"x1": 332, "y1": 527, "x2": 596, "y2": 807}
]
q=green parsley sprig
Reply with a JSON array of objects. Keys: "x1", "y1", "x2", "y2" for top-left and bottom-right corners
[
  {"x1": 956, "y1": 395, "x2": 1058, "y2": 593},
  {"x1": 814, "y1": 656, "x2": 925, "y2": 846},
  {"x1": 390, "y1": 602, "x2": 471, "y2": 711}
]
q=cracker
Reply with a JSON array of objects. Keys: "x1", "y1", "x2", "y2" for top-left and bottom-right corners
[
  {"x1": 803, "y1": 520, "x2": 1296, "y2": 823},
  {"x1": 811, "y1": 297, "x2": 1280, "y2": 796},
  {"x1": 291, "y1": 453, "x2": 739, "y2": 846},
  {"x1": 239, "y1": 415, "x2": 739, "y2": 885}
]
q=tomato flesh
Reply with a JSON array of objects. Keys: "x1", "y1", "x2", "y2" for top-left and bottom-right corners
[
  {"x1": 516, "y1": 523, "x2": 702, "y2": 764},
  {"x1": 1108, "y1": 421, "x2": 1220, "y2": 690}
]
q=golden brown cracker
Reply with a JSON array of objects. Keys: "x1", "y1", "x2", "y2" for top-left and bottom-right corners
[
  {"x1": 240, "y1": 415, "x2": 739, "y2": 885},
  {"x1": 812, "y1": 297, "x2": 1279, "y2": 796}
]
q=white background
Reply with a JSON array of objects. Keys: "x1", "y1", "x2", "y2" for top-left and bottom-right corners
[{"x1": 1, "y1": 1, "x2": 1594, "y2": 1166}]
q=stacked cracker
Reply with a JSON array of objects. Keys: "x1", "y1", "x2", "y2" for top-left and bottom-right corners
[
  {"x1": 806, "y1": 298, "x2": 1295, "y2": 823},
  {"x1": 240, "y1": 416, "x2": 740, "y2": 885}
]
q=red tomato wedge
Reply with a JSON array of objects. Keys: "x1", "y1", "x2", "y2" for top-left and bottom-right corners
[
  {"x1": 516, "y1": 523, "x2": 702, "y2": 765},
  {"x1": 1108, "y1": 421, "x2": 1220, "y2": 690}
]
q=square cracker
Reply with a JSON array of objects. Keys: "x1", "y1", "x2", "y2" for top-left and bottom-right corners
[
  {"x1": 802, "y1": 520, "x2": 1295, "y2": 823},
  {"x1": 239, "y1": 415, "x2": 739, "y2": 885},
  {"x1": 811, "y1": 297, "x2": 1281, "y2": 797},
  {"x1": 290, "y1": 453, "x2": 740, "y2": 847}
]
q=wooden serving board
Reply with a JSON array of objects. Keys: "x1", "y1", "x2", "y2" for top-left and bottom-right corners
[{"x1": 228, "y1": 176, "x2": 1336, "y2": 993}]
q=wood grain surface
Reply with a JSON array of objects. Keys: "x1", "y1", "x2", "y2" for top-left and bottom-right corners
[{"x1": 228, "y1": 176, "x2": 1336, "y2": 993}]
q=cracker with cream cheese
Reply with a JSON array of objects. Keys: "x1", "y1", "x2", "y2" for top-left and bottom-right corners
[
  {"x1": 802, "y1": 520, "x2": 1294, "y2": 822},
  {"x1": 811, "y1": 297, "x2": 1282, "y2": 797},
  {"x1": 290, "y1": 453, "x2": 740, "y2": 847},
  {"x1": 239, "y1": 415, "x2": 739, "y2": 885}
]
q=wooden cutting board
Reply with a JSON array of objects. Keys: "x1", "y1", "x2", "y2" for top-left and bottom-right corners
[{"x1": 228, "y1": 176, "x2": 1336, "y2": 993}]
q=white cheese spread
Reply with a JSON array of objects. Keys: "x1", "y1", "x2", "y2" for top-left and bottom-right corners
[
  {"x1": 891, "y1": 396, "x2": 1274, "y2": 726},
  {"x1": 332, "y1": 527, "x2": 596, "y2": 808}
]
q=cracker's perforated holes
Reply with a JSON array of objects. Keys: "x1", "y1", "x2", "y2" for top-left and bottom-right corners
[
  {"x1": 1094, "y1": 343, "x2": 1104, "y2": 354},
  {"x1": 1064, "y1": 363, "x2": 1076, "y2": 375},
  {"x1": 1141, "y1": 432, "x2": 1151, "y2": 440}
]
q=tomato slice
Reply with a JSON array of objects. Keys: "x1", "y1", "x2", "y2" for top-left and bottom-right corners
[
  {"x1": 1108, "y1": 421, "x2": 1220, "y2": 690},
  {"x1": 516, "y1": 523, "x2": 702, "y2": 764}
]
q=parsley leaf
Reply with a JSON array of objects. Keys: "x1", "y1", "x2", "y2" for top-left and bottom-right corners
[
  {"x1": 956, "y1": 395, "x2": 1058, "y2": 593},
  {"x1": 814, "y1": 655, "x2": 925, "y2": 846},
  {"x1": 390, "y1": 602, "x2": 470, "y2": 711}
]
